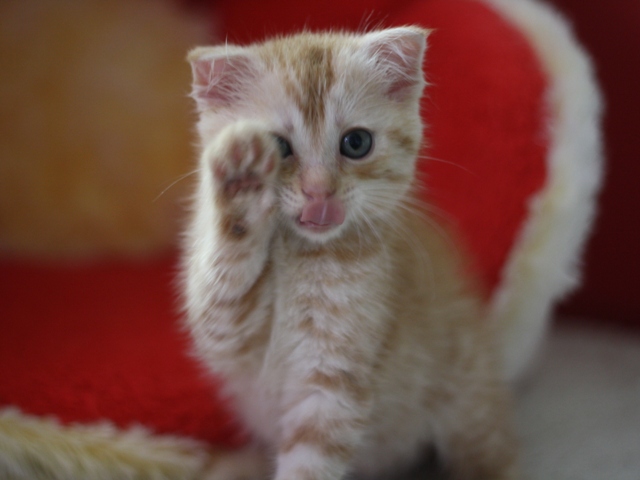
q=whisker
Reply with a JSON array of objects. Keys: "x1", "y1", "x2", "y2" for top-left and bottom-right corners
[
  {"x1": 364, "y1": 187, "x2": 461, "y2": 260},
  {"x1": 417, "y1": 154, "x2": 476, "y2": 176},
  {"x1": 154, "y1": 168, "x2": 200, "y2": 203},
  {"x1": 367, "y1": 183, "x2": 457, "y2": 229},
  {"x1": 396, "y1": 201, "x2": 453, "y2": 248}
]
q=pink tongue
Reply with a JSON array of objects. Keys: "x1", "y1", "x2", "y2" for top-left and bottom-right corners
[{"x1": 300, "y1": 197, "x2": 346, "y2": 226}]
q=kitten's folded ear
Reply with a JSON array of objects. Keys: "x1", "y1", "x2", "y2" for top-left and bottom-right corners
[
  {"x1": 188, "y1": 46, "x2": 259, "y2": 111},
  {"x1": 362, "y1": 27, "x2": 430, "y2": 102}
]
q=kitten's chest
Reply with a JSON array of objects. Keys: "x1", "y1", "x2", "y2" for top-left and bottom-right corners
[
  {"x1": 272, "y1": 248, "x2": 377, "y2": 324},
  {"x1": 265, "y1": 244, "x2": 392, "y2": 365}
]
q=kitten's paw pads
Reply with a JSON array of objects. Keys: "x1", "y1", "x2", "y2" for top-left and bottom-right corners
[{"x1": 205, "y1": 121, "x2": 279, "y2": 202}]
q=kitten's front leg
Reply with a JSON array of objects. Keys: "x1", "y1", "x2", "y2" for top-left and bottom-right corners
[
  {"x1": 274, "y1": 373, "x2": 372, "y2": 480},
  {"x1": 272, "y1": 305, "x2": 383, "y2": 480},
  {"x1": 184, "y1": 120, "x2": 280, "y2": 375}
]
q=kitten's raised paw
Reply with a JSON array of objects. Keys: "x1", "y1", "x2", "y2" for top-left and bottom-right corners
[
  {"x1": 204, "y1": 121, "x2": 279, "y2": 203},
  {"x1": 202, "y1": 121, "x2": 281, "y2": 238}
]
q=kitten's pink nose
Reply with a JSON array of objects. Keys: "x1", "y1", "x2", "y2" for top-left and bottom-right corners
[{"x1": 300, "y1": 187, "x2": 345, "y2": 227}]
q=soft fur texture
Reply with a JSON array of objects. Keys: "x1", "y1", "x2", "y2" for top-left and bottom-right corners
[{"x1": 183, "y1": 28, "x2": 517, "y2": 480}]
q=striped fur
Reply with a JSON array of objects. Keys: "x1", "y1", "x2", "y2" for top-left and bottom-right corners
[{"x1": 184, "y1": 28, "x2": 518, "y2": 480}]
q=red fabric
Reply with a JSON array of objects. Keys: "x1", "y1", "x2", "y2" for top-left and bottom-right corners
[
  {"x1": 0, "y1": 256, "x2": 243, "y2": 446},
  {"x1": 0, "y1": 0, "x2": 549, "y2": 445},
  {"x1": 408, "y1": 0, "x2": 547, "y2": 291}
]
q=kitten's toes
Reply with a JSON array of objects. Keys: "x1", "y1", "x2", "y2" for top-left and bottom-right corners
[{"x1": 204, "y1": 121, "x2": 280, "y2": 202}]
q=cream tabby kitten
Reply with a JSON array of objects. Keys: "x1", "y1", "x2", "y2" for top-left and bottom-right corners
[{"x1": 183, "y1": 27, "x2": 518, "y2": 480}]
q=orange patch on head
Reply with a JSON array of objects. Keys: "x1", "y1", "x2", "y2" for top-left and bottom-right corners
[
  {"x1": 296, "y1": 45, "x2": 334, "y2": 138},
  {"x1": 265, "y1": 37, "x2": 336, "y2": 140},
  {"x1": 388, "y1": 128, "x2": 420, "y2": 156}
]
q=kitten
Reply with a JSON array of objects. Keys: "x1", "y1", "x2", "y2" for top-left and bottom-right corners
[{"x1": 182, "y1": 27, "x2": 518, "y2": 480}]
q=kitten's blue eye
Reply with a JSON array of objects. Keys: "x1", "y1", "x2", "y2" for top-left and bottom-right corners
[
  {"x1": 275, "y1": 136, "x2": 293, "y2": 158},
  {"x1": 340, "y1": 129, "x2": 373, "y2": 159}
]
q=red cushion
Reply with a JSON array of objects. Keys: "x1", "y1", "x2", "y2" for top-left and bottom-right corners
[{"x1": 0, "y1": 255, "x2": 244, "y2": 446}]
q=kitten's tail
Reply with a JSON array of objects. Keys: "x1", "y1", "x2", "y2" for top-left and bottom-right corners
[
  {"x1": 0, "y1": 407, "x2": 208, "y2": 480},
  {"x1": 482, "y1": 0, "x2": 604, "y2": 381}
]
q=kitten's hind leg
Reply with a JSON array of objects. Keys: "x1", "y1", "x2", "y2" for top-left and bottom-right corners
[
  {"x1": 203, "y1": 446, "x2": 272, "y2": 480},
  {"x1": 439, "y1": 386, "x2": 519, "y2": 480}
]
